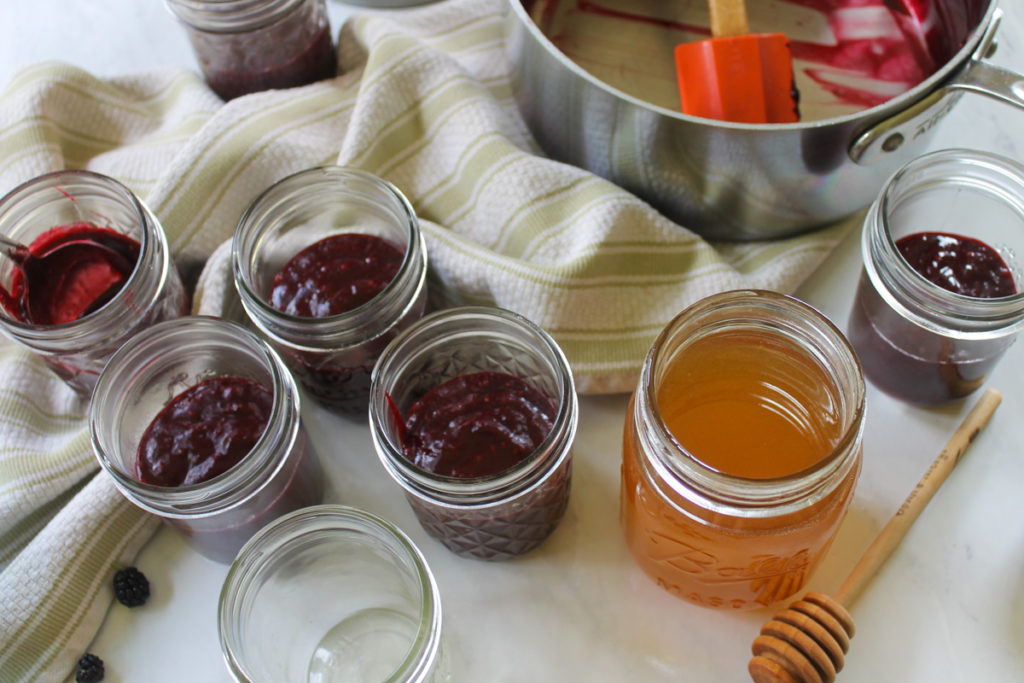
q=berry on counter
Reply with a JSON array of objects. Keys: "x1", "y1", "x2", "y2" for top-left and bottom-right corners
[
  {"x1": 112, "y1": 566, "x2": 150, "y2": 607},
  {"x1": 75, "y1": 653, "x2": 104, "y2": 682}
]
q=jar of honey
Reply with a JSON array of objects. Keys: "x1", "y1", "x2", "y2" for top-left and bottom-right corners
[{"x1": 621, "y1": 290, "x2": 865, "y2": 610}]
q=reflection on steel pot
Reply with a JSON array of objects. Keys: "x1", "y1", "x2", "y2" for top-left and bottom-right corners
[{"x1": 505, "y1": 0, "x2": 1024, "y2": 240}]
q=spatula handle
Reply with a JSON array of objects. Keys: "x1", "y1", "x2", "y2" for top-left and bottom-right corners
[{"x1": 709, "y1": 0, "x2": 750, "y2": 38}]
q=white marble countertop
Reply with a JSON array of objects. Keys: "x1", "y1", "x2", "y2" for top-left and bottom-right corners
[{"x1": 4, "y1": 1, "x2": 1024, "y2": 682}]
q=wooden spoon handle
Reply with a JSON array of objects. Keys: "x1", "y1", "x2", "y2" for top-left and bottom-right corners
[
  {"x1": 833, "y1": 388, "x2": 1002, "y2": 606},
  {"x1": 709, "y1": 0, "x2": 750, "y2": 38}
]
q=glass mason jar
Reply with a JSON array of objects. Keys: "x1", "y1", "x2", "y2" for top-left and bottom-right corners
[
  {"x1": 165, "y1": 0, "x2": 336, "y2": 100},
  {"x1": 233, "y1": 165, "x2": 428, "y2": 416},
  {"x1": 219, "y1": 505, "x2": 446, "y2": 683},
  {"x1": 90, "y1": 316, "x2": 324, "y2": 564},
  {"x1": 0, "y1": 170, "x2": 187, "y2": 401},
  {"x1": 621, "y1": 290, "x2": 865, "y2": 610},
  {"x1": 848, "y1": 149, "x2": 1024, "y2": 405},
  {"x1": 369, "y1": 306, "x2": 578, "y2": 561}
]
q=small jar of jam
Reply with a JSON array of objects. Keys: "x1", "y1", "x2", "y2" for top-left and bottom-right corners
[
  {"x1": 622, "y1": 290, "x2": 865, "y2": 610},
  {"x1": 90, "y1": 316, "x2": 324, "y2": 563},
  {"x1": 233, "y1": 165, "x2": 428, "y2": 415},
  {"x1": 164, "y1": 0, "x2": 336, "y2": 100},
  {"x1": 848, "y1": 148, "x2": 1024, "y2": 404},
  {"x1": 0, "y1": 170, "x2": 187, "y2": 400},
  {"x1": 369, "y1": 306, "x2": 578, "y2": 561},
  {"x1": 219, "y1": 505, "x2": 446, "y2": 682}
]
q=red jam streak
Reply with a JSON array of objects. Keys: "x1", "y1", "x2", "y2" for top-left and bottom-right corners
[
  {"x1": 136, "y1": 377, "x2": 273, "y2": 487},
  {"x1": 205, "y1": 25, "x2": 336, "y2": 100},
  {"x1": 0, "y1": 222, "x2": 139, "y2": 325},
  {"x1": 524, "y1": 0, "x2": 984, "y2": 114},
  {"x1": 896, "y1": 231, "x2": 1016, "y2": 298},
  {"x1": 849, "y1": 231, "x2": 1017, "y2": 404},
  {"x1": 399, "y1": 372, "x2": 557, "y2": 478},
  {"x1": 270, "y1": 233, "x2": 403, "y2": 318}
]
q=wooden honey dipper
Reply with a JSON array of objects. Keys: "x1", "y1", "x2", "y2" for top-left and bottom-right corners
[{"x1": 748, "y1": 388, "x2": 1003, "y2": 683}]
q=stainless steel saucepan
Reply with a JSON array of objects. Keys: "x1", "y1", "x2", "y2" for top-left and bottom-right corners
[{"x1": 504, "y1": 0, "x2": 1024, "y2": 240}]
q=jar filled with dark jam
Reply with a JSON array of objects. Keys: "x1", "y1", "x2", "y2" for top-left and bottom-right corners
[
  {"x1": 0, "y1": 170, "x2": 187, "y2": 400},
  {"x1": 164, "y1": 0, "x2": 336, "y2": 100},
  {"x1": 90, "y1": 316, "x2": 324, "y2": 563},
  {"x1": 848, "y1": 149, "x2": 1024, "y2": 405},
  {"x1": 233, "y1": 166, "x2": 428, "y2": 415},
  {"x1": 369, "y1": 306, "x2": 579, "y2": 561}
]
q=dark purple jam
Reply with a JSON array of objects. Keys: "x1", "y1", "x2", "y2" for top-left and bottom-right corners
[
  {"x1": 0, "y1": 222, "x2": 139, "y2": 325},
  {"x1": 394, "y1": 371, "x2": 570, "y2": 561},
  {"x1": 205, "y1": 24, "x2": 336, "y2": 100},
  {"x1": 897, "y1": 232, "x2": 1016, "y2": 298},
  {"x1": 849, "y1": 231, "x2": 1018, "y2": 404},
  {"x1": 270, "y1": 233, "x2": 403, "y2": 317},
  {"x1": 269, "y1": 232, "x2": 404, "y2": 413},
  {"x1": 136, "y1": 377, "x2": 272, "y2": 487},
  {"x1": 399, "y1": 372, "x2": 556, "y2": 478}
]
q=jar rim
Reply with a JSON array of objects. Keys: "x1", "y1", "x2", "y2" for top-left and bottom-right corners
[
  {"x1": 164, "y1": 0, "x2": 307, "y2": 33},
  {"x1": 217, "y1": 504, "x2": 443, "y2": 683},
  {"x1": 369, "y1": 305, "x2": 579, "y2": 506},
  {"x1": 0, "y1": 169, "x2": 165, "y2": 338},
  {"x1": 865, "y1": 148, "x2": 1024, "y2": 338},
  {"x1": 89, "y1": 315, "x2": 302, "y2": 518},
  {"x1": 637, "y1": 290, "x2": 865, "y2": 517},
  {"x1": 232, "y1": 165, "x2": 427, "y2": 349}
]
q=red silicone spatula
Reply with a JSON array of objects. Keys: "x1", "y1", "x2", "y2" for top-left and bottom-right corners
[{"x1": 675, "y1": 0, "x2": 799, "y2": 123}]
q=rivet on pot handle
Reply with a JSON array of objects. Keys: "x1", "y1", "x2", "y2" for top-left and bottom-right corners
[{"x1": 850, "y1": 8, "x2": 1024, "y2": 166}]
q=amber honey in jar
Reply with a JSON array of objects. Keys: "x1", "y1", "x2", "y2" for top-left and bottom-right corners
[{"x1": 621, "y1": 290, "x2": 865, "y2": 610}]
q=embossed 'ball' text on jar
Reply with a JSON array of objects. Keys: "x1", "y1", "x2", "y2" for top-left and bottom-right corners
[
  {"x1": 621, "y1": 290, "x2": 865, "y2": 610},
  {"x1": 233, "y1": 166, "x2": 428, "y2": 416},
  {"x1": 369, "y1": 306, "x2": 578, "y2": 561},
  {"x1": 164, "y1": 0, "x2": 336, "y2": 100},
  {"x1": 0, "y1": 170, "x2": 187, "y2": 400}
]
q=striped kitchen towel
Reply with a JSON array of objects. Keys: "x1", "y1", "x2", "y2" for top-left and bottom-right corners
[{"x1": 0, "y1": 0, "x2": 853, "y2": 679}]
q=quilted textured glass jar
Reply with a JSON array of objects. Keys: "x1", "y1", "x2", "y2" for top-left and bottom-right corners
[
  {"x1": 369, "y1": 306, "x2": 578, "y2": 561},
  {"x1": 233, "y1": 166, "x2": 428, "y2": 416}
]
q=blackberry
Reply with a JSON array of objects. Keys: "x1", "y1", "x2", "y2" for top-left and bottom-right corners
[
  {"x1": 112, "y1": 566, "x2": 150, "y2": 607},
  {"x1": 75, "y1": 653, "x2": 104, "y2": 682}
]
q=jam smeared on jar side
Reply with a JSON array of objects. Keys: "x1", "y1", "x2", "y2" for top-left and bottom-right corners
[
  {"x1": 205, "y1": 25, "x2": 336, "y2": 100},
  {"x1": 270, "y1": 233, "x2": 404, "y2": 318},
  {"x1": 897, "y1": 231, "x2": 1017, "y2": 297},
  {"x1": 136, "y1": 377, "x2": 273, "y2": 487},
  {"x1": 0, "y1": 222, "x2": 139, "y2": 325},
  {"x1": 399, "y1": 372, "x2": 557, "y2": 478}
]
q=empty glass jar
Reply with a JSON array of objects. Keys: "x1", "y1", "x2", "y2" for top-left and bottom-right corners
[{"x1": 219, "y1": 504, "x2": 446, "y2": 682}]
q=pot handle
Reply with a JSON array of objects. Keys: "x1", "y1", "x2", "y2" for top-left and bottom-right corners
[{"x1": 850, "y1": 8, "x2": 1024, "y2": 165}]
